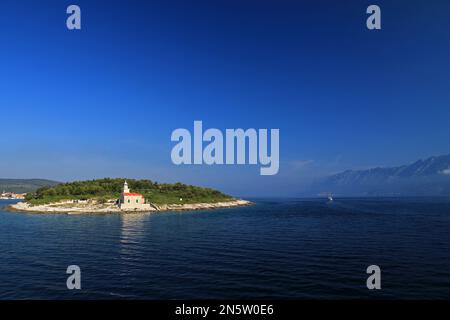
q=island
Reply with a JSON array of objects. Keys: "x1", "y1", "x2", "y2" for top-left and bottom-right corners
[{"x1": 7, "y1": 178, "x2": 251, "y2": 214}]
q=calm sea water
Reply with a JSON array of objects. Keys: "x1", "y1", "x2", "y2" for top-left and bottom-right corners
[{"x1": 1, "y1": 197, "x2": 450, "y2": 299}]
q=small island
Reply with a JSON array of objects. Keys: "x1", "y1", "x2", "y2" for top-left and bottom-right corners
[{"x1": 8, "y1": 178, "x2": 251, "y2": 214}]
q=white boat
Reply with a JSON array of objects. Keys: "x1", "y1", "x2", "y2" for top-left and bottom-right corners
[{"x1": 328, "y1": 194, "x2": 334, "y2": 202}]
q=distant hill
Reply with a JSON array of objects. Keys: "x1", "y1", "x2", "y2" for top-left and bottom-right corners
[
  {"x1": 318, "y1": 155, "x2": 450, "y2": 196},
  {"x1": 0, "y1": 179, "x2": 60, "y2": 193}
]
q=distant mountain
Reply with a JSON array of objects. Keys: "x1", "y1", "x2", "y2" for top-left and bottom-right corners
[
  {"x1": 319, "y1": 155, "x2": 450, "y2": 196},
  {"x1": 0, "y1": 179, "x2": 60, "y2": 193}
]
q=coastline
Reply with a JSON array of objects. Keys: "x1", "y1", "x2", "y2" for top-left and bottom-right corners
[{"x1": 6, "y1": 199, "x2": 252, "y2": 214}]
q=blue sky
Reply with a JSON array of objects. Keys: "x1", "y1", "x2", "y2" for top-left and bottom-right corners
[{"x1": 1, "y1": 0, "x2": 450, "y2": 196}]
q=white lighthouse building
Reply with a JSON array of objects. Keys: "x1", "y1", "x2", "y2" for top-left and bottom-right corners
[{"x1": 119, "y1": 181, "x2": 152, "y2": 211}]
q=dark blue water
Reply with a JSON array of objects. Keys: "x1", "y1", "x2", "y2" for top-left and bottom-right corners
[{"x1": 1, "y1": 197, "x2": 450, "y2": 299}]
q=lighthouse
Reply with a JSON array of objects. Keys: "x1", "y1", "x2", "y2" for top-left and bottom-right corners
[{"x1": 119, "y1": 180, "x2": 152, "y2": 211}]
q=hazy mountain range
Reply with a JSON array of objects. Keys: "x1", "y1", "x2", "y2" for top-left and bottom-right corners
[
  {"x1": 318, "y1": 154, "x2": 450, "y2": 196},
  {"x1": 0, "y1": 179, "x2": 59, "y2": 193}
]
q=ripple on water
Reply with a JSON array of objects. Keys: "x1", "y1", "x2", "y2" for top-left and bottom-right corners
[{"x1": 2, "y1": 198, "x2": 450, "y2": 299}]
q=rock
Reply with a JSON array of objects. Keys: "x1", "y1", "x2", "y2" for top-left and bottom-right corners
[{"x1": 7, "y1": 199, "x2": 252, "y2": 214}]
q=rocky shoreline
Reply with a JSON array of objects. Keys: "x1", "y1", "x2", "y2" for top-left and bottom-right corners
[{"x1": 7, "y1": 199, "x2": 252, "y2": 214}]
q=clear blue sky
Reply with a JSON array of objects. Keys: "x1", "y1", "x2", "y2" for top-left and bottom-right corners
[{"x1": 1, "y1": 0, "x2": 450, "y2": 196}]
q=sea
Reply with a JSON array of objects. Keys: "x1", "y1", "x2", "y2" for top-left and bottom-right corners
[{"x1": 1, "y1": 197, "x2": 450, "y2": 299}]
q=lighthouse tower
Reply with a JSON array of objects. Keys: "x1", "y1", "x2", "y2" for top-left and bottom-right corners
[{"x1": 123, "y1": 180, "x2": 130, "y2": 193}]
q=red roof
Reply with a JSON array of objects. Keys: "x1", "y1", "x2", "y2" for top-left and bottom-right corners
[{"x1": 123, "y1": 192, "x2": 144, "y2": 197}]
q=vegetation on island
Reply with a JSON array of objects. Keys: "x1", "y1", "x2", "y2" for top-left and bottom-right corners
[{"x1": 24, "y1": 178, "x2": 234, "y2": 205}]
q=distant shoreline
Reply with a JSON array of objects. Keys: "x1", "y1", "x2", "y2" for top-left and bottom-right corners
[{"x1": 7, "y1": 199, "x2": 252, "y2": 214}]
